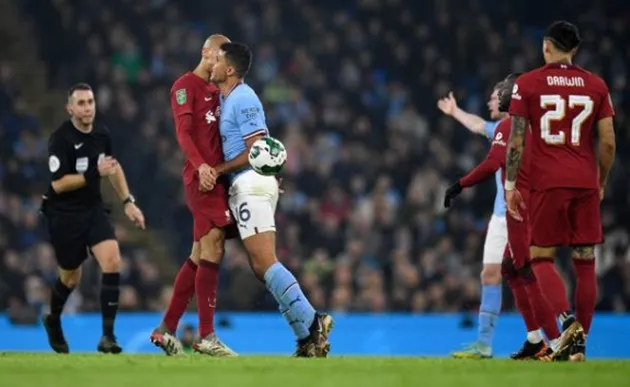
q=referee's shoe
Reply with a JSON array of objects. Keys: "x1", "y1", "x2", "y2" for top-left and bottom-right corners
[
  {"x1": 42, "y1": 314, "x2": 69, "y2": 354},
  {"x1": 97, "y1": 335, "x2": 123, "y2": 354}
]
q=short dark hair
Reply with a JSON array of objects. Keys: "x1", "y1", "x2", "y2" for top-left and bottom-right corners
[
  {"x1": 220, "y1": 42, "x2": 252, "y2": 78},
  {"x1": 67, "y1": 83, "x2": 92, "y2": 99},
  {"x1": 544, "y1": 21, "x2": 581, "y2": 53},
  {"x1": 497, "y1": 72, "x2": 524, "y2": 113}
]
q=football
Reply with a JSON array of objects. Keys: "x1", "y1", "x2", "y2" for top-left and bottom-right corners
[{"x1": 248, "y1": 136, "x2": 287, "y2": 176}]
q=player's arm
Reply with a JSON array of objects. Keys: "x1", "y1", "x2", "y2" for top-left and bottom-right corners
[
  {"x1": 170, "y1": 86, "x2": 207, "y2": 169},
  {"x1": 596, "y1": 96, "x2": 616, "y2": 193},
  {"x1": 505, "y1": 79, "x2": 530, "y2": 191},
  {"x1": 438, "y1": 92, "x2": 489, "y2": 136},
  {"x1": 453, "y1": 109, "x2": 492, "y2": 137},
  {"x1": 505, "y1": 116, "x2": 527, "y2": 189},
  {"x1": 49, "y1": 134, "x2": 89, "y2": 193},
  {"x1": 444, "y1": 130, "x2": 505, "y2": 208},
  {"x1": 459, "y1": 150, "x2": 502, "y2": 188},
  {"x1": 215, "y1": 93, "x2": 268, "y2": 176}
]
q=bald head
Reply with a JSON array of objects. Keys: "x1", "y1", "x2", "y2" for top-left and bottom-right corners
[
  {"x1": 204, "y1": 34, "x2": 231, "y2": 50},
  {"x1": 200, "y1": 34, "x2": 231, "y2": 74}
]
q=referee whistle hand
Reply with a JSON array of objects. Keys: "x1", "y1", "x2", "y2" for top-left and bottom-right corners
[
  {"x1": 124, "y1": 203, "x2": 146, "y2": 229},
  {"x1": 98, "y1": 156, "x2": 118, "y2": 176}
]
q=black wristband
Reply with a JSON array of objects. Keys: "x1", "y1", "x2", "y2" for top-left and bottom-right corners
[{"x1": 123, "y1": 195, "x2": 135, "y2": 205}]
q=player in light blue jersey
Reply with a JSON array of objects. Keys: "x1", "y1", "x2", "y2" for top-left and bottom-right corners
[
  {"x1": 210, "y1": 42, "x2": 333, "y2": 357},
  {"x1": 437, "y1": 84, "x2": 544, "y2": 358}
]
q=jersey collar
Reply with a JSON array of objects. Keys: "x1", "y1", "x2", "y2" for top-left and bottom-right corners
[{"x1": 221, "y1": 81, "x2": 244, "y2": 101}]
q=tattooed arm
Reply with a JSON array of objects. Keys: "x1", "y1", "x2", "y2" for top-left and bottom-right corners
[{"x1": 504, "y1": 116, "x2": 528, "y2": 190}]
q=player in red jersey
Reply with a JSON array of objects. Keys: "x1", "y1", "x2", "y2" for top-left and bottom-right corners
[
  {"x1": 506, "y1": 21, "x2": 616, "y2": 361},
  {"x1": 149, "y1": 34, "x2": 237, "y2": 357},
  {"x1": 445, "y1": 73, "x2": 574, "y2": 361}
]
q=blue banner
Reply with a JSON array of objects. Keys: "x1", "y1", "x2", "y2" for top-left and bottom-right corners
[{"x1": 1, "y1": 313, "x2": 627, "y2": 358}]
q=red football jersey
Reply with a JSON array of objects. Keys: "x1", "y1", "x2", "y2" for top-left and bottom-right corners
[
  {"x1": 459, "y1": 118, "x2": 532, "y2": 193},
  {"x1": 490, "y1": 118, "x2": 532, "y2": 191},
  {"x1": 509, "y1": 63, "x2": 615, "y2": 191},
  {"x1": 170, "y1": 72, "x2": 223, "y2": 185}
]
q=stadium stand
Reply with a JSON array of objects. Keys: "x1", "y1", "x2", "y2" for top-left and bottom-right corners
[{"x1": 1, "y1": 0, "x2": 629, "y2": 318}]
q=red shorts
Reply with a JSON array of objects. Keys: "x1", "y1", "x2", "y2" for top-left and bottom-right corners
[
  {"x1": 530, "y1": 188, "x2": 602, "y2": 247},
  {"x1": 504, "y1": 191, "x2": 531, "y2": 266},
  {"x1": 184, "y1": 178, "x2": 236, "y2": 241}
]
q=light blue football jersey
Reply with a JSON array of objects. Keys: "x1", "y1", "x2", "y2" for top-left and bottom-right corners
[
  {"x1": 219, "y1": 83, "x2": 269, "y2": 180},
  {"x1": 484, "y1": 120, "x2": 506, "y2": 217}
]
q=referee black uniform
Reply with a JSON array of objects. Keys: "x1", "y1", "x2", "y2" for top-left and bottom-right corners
[
  {"x1": 41, "y1": 117, "x2": 124, "y2": 354},
  {"x1": 42, "y1": 119, "x2": 116, "y2": 269}
]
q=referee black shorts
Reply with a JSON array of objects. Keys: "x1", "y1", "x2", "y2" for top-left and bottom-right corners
[{"x1": 44, "y1": 206, "x2": 116, "y2": 271}]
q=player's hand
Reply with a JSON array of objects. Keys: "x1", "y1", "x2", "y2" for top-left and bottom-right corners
[
  {"x1": 124, "y1": 202, "x2": 146, "y2": 229},
  {"x1": 516, "y1": 260, "x2": 535, "y2": 280},
  {"x1": 98, "y1": 156, "x2": 118, "y2": 176},
  {"x1": 506, "y1": 189, "x2": 526, "y2": 222},
  {"x1": 444, "y1": 182, "x2": 463, "y2": 208},
  {"x1": 437, "y1": 92, "x2": 458, "y2": 116},
  {"x1": 198, "y1": 164, "x2": 217, "y2": 192}
]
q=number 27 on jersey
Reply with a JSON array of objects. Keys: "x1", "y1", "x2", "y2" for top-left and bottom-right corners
[{"x1": 540, "y1": 94, "x2": 593, "y2": 146}]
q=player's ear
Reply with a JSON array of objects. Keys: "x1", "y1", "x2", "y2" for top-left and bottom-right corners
[
  {"x1": 226, "y1": 65, "x2": 235, "y2": 77},
  {"x1": 65, "y1": 103, "x2": 72, "y2": 116}
]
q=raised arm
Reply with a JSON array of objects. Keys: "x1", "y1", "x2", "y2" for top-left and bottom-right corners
[{"x1": 438, "y1": 92, "x2": 490, "y2": 136}]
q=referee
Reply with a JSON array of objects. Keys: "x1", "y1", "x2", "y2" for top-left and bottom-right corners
[{"x1": 41, "y1": 83, "x2": 145, "y2": 354}]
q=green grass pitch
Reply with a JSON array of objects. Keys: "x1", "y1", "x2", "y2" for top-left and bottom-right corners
[{"x1": 1, "y1": 353, "x2": 629, "y2": 387}]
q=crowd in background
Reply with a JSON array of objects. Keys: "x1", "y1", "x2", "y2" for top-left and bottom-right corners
[{"x1": 1, "y1": 0, "x2": 629, "y2": 319}]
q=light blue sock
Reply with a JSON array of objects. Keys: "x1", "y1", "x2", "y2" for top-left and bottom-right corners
[
  {"x1": 264, "y1": 262, "x2": 316, "y2": 340},
  {"x1": 279, "y1": 305, "x2": 310, "y2": 340},
  {"x1": 478, "y1": 284, "x2": 502, "y2": 348}
]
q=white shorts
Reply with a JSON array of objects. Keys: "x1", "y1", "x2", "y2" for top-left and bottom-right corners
[
  {"x1": 482, "y1": 214, "x2": 508, "y2": 265},
  {"x1": 228, "y1": 169, "x2": 279, "y2": 240}
]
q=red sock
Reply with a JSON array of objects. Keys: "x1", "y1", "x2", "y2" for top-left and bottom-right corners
[
  {"x1": 531, "y1": 258, "x2": 570, "y2": 315},
  {"x1": 507, "y1": 278, "x2": 539, "y2": 332},
  {"x1": 163, "y1": 258, "x2": 197, "y2": 333},
  {"x1": 524, "y1": 281, "x2": 561, "y2": 339},
  {"x1": 573, "y1": 259, "x2": 597, "y2": 334},
  {"x1": 196, "y1": 260, "x2": 220, "y2": 337}
]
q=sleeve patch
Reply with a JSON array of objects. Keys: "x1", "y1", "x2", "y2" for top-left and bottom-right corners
[
  {"x1": 175, "y1": 88, "x2": 187, "y2": 105},
  {"x1": 49, "y1": 155, "x2": 60, "y2": 173}
]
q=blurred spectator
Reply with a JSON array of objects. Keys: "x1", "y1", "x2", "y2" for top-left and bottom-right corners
[{"x1": 1, "y1": 0, "x2": 629, "y2": 314}]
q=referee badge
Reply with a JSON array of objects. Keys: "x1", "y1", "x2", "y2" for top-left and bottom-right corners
[
  {"x1": 49, "y1": 155, "x2": 60, "y2": 173},
  {"x1": 175, "y1": 88, "x2": 187, "y2": 105},
  {"x1": 76, "y1": 157, "x2": 89, "y2": 172}
]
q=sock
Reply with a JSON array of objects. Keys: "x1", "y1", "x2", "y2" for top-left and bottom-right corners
[
  {"x1": 530, "y1": 258, "x2": 570, "y2": 315},
  {"x1": 478, "y1": 284, "x2": 501, "y2": 348},
  {"x1": 507, "y1": 278, "x2": 538, "y2": 332},
  {"x1": 50, "y1": 277, "x2": 74, "y2": 318},
  {"x1": 101, "y1": 272, "x2": 120, "y2": 337},
  {"x1": 280, "y1": 305, "x2": 310, "y2": 340},
  {"x1": 163, "y1": 258, "x2": 198, "y2": 333},
  {"x1": 573, "y1": 259, "x2": 597, "y2": 334},
  {"x1": 264, "y1": 262, "x2": 316, "y2": 340},
  {"x1": 524, "y1": 281, "x2": 561, "y2": 340},
  {"x1": 527, "y1": 330, "x2": 543, "y2": 344},
  {"x1": 195, "y1": 260, "x2": 219, "y2": 337},
  {"x1": 549, "y1": 337, "x2": 561, "y2": 352}
]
